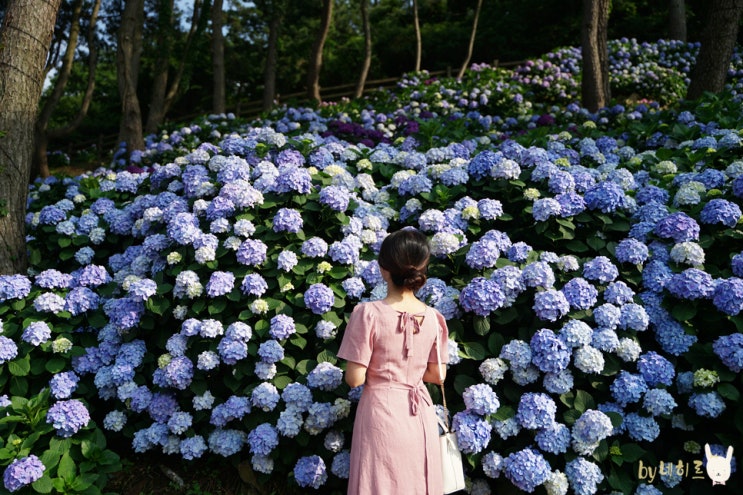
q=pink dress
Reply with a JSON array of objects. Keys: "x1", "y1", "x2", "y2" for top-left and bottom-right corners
[{"x1": 338, "y1": 300, "x2": 449, "y2": 495}]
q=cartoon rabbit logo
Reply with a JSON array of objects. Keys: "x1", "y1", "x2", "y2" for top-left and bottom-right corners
[{"x1": 704, "y1": 444, "x2": 734, "y2": 486}]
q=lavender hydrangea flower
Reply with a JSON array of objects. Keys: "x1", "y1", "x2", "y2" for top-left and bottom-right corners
[
  {"x1": 304, "y1": 283, "x2": 335, "y2": 314},
  {"x1": 654, "y1": 212, "x2": 700, "y2": 243},
  {"x1": 582, "y1": 256, "x2": 618, "y2": 284},
  {"x1": 269, "y1": 314, "x2": 296, "y2": 340},
  {"x1": 273, "y1": 208, "x2": 303, "y2": 233},
  {"x1": 21, "y1": 321, "x2": 51, "y2": 346},
  {"x1": 615, "y1": 238, "x2": 649, "y2": 265},
  {"x1": 206, "y1": 271, "x2": 235, "y2": 297},
  {"x1": 665, "y1": 268, "x2": 716, "y2": 300},
  {"x1": 3, "y1": 455, "x2": 45, "y2": 492}
]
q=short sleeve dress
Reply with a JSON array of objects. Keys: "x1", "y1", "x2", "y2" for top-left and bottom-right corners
[{"x1": 337, "y1": 300, "x2": 449, "y2": 495}]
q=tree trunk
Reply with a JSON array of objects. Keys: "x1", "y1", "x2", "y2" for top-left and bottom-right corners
[
  {"x1": 145, "y1": 0, "x2": 203, "y2": 133},
  {"x1": 457, "y1": 0, "x2": 483, "y2": 79},
  {"x1": 34, "y1": 0, "x2": 100, "y2": 179},
  {"x1": 263, "y1": 10, "x2": 282, "y2": 111},
  {"x1": 306, "y1": 0, "x2": 333, "y2": 102},
  {"x1": 412, "y1": 0, "x2": 422, "y2": 72},
  {"x1": 686, "y1": 0, "x2": 743, "y2": 100},
  {"x1": 668, "y1": 0, "x2": 687, "y2": 42},
  {"x1": 117, "y1": 0, "x2": 146, "y2": 153},
  {"x1": 581, "y1": 0, "x2": 611, "y2": 113},
  {"x1": 145, "y1": 0, "x2": 175, "y2": 135},
  {"x1": 0, "y1": 0, "x2": 62, "y2": 275},
  {"x1": 212, "y1": 0, "x2": 226, "y2": 114},
  {"x1": 354, "y1": 0, "x2": 372, "y2": 98}
]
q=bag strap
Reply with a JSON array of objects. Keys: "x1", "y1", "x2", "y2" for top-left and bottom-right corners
[{"x1": 435, "y1": 316, "x2": 451, "y2": 432}]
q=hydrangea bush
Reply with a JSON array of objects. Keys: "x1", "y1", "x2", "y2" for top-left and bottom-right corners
[{"x1": 3, "y1": 39, "x2": 743, "y2": 494}]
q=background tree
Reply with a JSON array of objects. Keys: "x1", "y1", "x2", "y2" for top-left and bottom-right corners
[
  {"x1": 307, "y1": 0, "x2": 334, "y2": 102},
  {"x1": 458, "y1": 0, "x2": 484, "y2": 79},
  {"x1": 117, "y1": 0, "x2": 146, "y2": 152},
  {"x1": 412, "y1": 0, "x2": 422, "y2": 71},
  {"x1": 212, "y1": 0, "x2": 226, "y2": 114},
  {"x1": 581, "y1": 0, "x2": 611, "y2": 112},
  {"x1": 145, "y1": 0, "x2": 204, "y2": 134},
  {"x1": 686, "y1": 0, "x2": 743, "y2": 100},
  {"x1": 259, "y1": 0, "x2": 286, "y2": 111},
  {"x1": 668, "y1": 0, "x2": 687, "y2": 41},
  {"x1": 34, "y1": 0, "x2": 101, "y2": 178},
  {"x1": 354, "y1": 0, "x2": 373, "y2": 98},
  {"x1": 0, "y1": 0, "x2": 62, "y2": 274}
]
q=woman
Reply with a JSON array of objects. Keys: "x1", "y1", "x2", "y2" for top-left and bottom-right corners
[{"x1": 338, "y1": 228, "x2": 449, "y2": 495}]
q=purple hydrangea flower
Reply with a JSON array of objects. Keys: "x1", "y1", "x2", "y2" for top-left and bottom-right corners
[
  {"x1": 654, "y1": 212, "x2": 700, "y2": 242},
  {"x1": 273, "y1": 208, "x2": 304, "y2": 233},
  {"x1": 713, "y1": 278, "x2": 743, "y2": 315},
  {"x1": 241, "y1": 273, "x2": 268, "y2": 296},
  {"x1": 3, "y1": 455, "x2": 45, "y2": 492},
  {"x1": 46, "y1": 399, "x2": 90, "y2": 437},
  {"x1": 665, "y1": 268, "x2": 716, "y2": 300},
  {"x1": 21, "y1": 321, "x2": 52, "y2": 346},
  {"x1": 206, "y1": 271, "x2": 235, "y2": 297},
  {"x1": 304, "y1": 283, "x2": 335, "y2": 315},
  {"x1": 236, "y1": 239, "x2": 268, "y2": 266},
  {"x1": 269, "y1": 314, "x2": 296, "y2": 340},
  {"x1": 582, "y1": 256, "x2": 618, "y2": 284}
]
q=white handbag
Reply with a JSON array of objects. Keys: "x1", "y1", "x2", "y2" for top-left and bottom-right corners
[{"x1": 436, "y1": 325, "x2": 466, "y2": 494}]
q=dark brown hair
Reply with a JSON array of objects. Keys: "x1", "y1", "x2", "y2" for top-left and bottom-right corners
[{"x1": 377, "y1": 228, "x2": 430, "y2": 291}]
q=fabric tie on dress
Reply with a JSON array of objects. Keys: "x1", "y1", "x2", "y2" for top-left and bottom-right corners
[
  {"x1": 399, "y1": 312, "x2": 421, "y2": 358},
  {"x1": 407, "y1": 382, "x2": 430, "y2": 416}
]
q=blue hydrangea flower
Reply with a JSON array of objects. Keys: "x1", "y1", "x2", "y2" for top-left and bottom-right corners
[
  {"x1": 500, "y1": 340, "x2": 532, "y2": 368},
  {"x1": 452, "y1": 410, "x2": 492, "y2": 454},
  {"x1": 507, "y1": 242, "x2": 532, "y2": 263},
  {"x1": 533, "y1": 289, "x2": 570, "y2": 322},
  {"x1": 584, "y1": 181, "x2": 626, "y2": 213},
  {"x1": 561, "y1": 278, "x2": 598, "y2": 310},
  {"x1": 269, "y1": 314, "x2": 296, "y2": 340},
  {"x1": 665, "y1": 268, "x2": 716, "y2": 300},
  {"x1": 713, "y1": 278, "x2": 743, "y2": 316},
  {"x1": 713, "y1": 333, "x2": 743, "y2": 372},
  {"x1": 619, "y1": 303, "x2": 649, "y2": 331},
  {"x1": 688, "y1": 391, "x2": 726, "y2": 418},
  {"x1": 248, "y1": 423, "x2": 280, "y2": 455},
  {"x1": 208, "y1": 428, "x2": 246, "y2": 457},
  {"x1": 251, "y1": 382, "x2": 280, "y2": 412},
  {"x1": 521, "y1": 261, "x2": 555, "y2": 288},
  {"x1": 574, "y1": 345, "x2": 605, "y2": 374},
  {"x1": 532, "y1": 198, "x2": 562, "y2": 222},
  {"x1": 293, "y1": 455, "x2": 327, "y2": 489},
  {"x1": 582, "y1": 256, "x2": 618, "y2": 284},
  {"x1": 516, "y1": 392, "x2": 556, "y2": 429},
  {"x1": 615, "y1": 238, "x2": 649, "y2": 265},
  {"x1": 462, "y1": 383, "x2": 500, "y2": 415},
  {"x1": 624, "y1": 412, "x2": 660, "y2": 441},
  {"x1": 236, "y1": 238, "x2": 268, "y2": 266},
  {"x1": 273, "y1": 208, "x2": 303, "y2": 233},
  {"x1": 50, "y1": 371, "x2": 80, "y2": 399},
  {"x1": 258, "y1": 340, "x2": 284, "y2": 363},
  {"x1": 206, "y1": 271, "x2": 235, "y2": 297},
  {"x1": 571, "y1": 409, "x2": 613, "y2": 454},
  {"x1": 502, "y1": 448, "x2": 551, "y2": 493},
  {"x1": 565, "y1": 457, "x2": 603, "y2": 495},
  {"x1": 530, "y1": 329, "x2": 570, "y2": 372},
  {"x1": 535, "y1": 422, "x2": 571, "y2": 454},
  {"x1": 307, "y1": 362, "x2": 343, "y2": 391},
  {"x1": 21, "y1": 321, "x2": 51, "y2": 346},
  {"x1": 465, "y1": 239, "x2": 501, "y2": 270},
  {"x1": 459, "y1": 277, "x2": 505, "y2": 316},
  {"x1": 700, "y1": 198, "x2": 742, "y2": 227},
  {"x1": 642, "y1": 388, "x2": 677, "y2": 416},
  {"x1": 610, "y1": 370, "x2": 648, "y2": 406}
]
